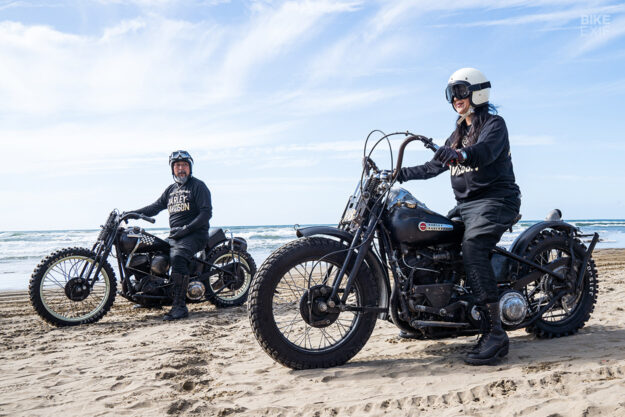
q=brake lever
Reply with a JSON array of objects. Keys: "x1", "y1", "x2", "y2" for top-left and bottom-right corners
[{"x1": 363, "y1": 156, "x2": 380, "y2": 173}]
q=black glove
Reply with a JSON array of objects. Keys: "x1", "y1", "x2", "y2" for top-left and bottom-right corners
[
  {"x1": 169, "y1": 225, "x2": 190, "y2": 240},
  {"x1": 434, "y1": 146, "x2": 462, "y2": 166}
]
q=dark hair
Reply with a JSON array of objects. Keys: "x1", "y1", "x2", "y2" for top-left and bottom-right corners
[{"x1": 450, "y1": 103, "x2": 498, "y2": 149}]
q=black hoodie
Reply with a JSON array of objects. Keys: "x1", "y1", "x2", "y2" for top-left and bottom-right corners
[{"x1": 399, "y1": 114, "x2": 520, "y2": 202}]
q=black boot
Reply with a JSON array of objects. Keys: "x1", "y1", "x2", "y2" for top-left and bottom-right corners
[
  {"x1": 464, "y1": 302, "x2": 509, "y2": 365},
  {"x1": 164, "y1": 273, "x2": 189, "y2": 321}
]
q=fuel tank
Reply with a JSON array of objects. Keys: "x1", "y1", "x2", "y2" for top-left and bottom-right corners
[
  {"x1": 119, "y1": 227, "x2": 170, "y2": 254},
  {"x1": 384, "y1": 188, "x2": 464, "y2": 246}
]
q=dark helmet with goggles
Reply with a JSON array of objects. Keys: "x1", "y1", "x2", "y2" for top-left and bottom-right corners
[
  {"x1": 169, "y1": 150, "x2": 194, "y2": 175},
  {"x1": 445, "y1": 68, "x2": 491, "y2": 108}
]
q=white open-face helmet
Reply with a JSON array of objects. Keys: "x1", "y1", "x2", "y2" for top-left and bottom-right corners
[{"x1": 446, "y1": 68, "x2": 491, "y2": 107}]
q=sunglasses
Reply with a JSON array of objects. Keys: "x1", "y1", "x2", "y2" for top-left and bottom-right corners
[{"x1": 445, "y1": 81, "x2": 491, "y2": 103}]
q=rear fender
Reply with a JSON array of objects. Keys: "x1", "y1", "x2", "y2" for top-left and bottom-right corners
[
  {"x1": 296, "y1": 226, "x2": 390, "y2": 319},
  {"x1": 493, "y1": 221, "x2": 580, "y2": 282},
  {"x1": 207, "y1": 228, "x2": 248, "y2": 252},
  {"x1": 212, "y1": 237, "x2": 248, "y2": 253},
  {"x1": 509, "y1": 221, "x2": 580, "y2": 256}
]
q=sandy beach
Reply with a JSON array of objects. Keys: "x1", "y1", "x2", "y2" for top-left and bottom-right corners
[{"x1": 1, "y1": 249, "x2": 624, "y2": 416}]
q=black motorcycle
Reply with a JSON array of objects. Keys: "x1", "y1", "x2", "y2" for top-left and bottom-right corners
[
  {"x1": 248, "y1": 133, "x2": 599, "y2": 369},
  {"x1": 30, "y1": 210, "x2": 256, "y2": 327}
]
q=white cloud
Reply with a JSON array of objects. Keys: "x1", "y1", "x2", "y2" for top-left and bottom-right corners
[{"x1": 214, "y1": 0, "x2": 361, "y2": 98}]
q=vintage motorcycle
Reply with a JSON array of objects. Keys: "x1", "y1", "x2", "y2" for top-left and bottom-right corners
[
  {"x1": 30, "y1": 210, "x2": 256, "y2": 327},
  {"x1": 248, "y1": 132, "x2": 599, "y2": 369}
]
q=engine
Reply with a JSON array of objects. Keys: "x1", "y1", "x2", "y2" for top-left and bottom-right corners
[
  {"x1": 396, "y1": 246, "x2": 469, "y2": 329},
  {"x1": 127, "y1": 253, "x2": 170, "y2": 277},
  {"x1": 125, "y1": 252, "x2": 171, "y2": 296},
  {"x1": 398, "y1": 247, "x2": 460, "y2": 285}
]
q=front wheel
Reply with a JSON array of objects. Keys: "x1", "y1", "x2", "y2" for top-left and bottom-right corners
[
  {"x1": 203, "y1": 245, "x2": 256, "y2": 307},
  {"x1": 29, "y1": 247, "x2": 117, "y2": 327},
  {"x1": 248, "y1": 237, "x2": 379, "y2": 369}
]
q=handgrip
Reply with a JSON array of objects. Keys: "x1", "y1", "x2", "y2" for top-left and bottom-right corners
[{"x1": 141, "y1": 215, "x2": 156, "y2": 224}]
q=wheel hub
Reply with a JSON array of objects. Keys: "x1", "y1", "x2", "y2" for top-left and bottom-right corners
[
  {"x1": 219, "y1": 262, "x2": 246, "y2": 290},
  {"x1": 64, "y1": 277, "x2": 91, "y2": 301},
  {"x1": 299, "y1": 285, "x2": 340, "y2": 328}
]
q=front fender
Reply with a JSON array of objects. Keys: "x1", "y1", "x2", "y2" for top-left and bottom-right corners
[{"x1": 296, "y1": 226, "x2": 390, "y2": 319}]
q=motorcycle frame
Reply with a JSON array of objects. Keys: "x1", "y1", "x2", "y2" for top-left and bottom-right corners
[{"x1": 79, "y1": 211, "x2": 247, "y2": 302}]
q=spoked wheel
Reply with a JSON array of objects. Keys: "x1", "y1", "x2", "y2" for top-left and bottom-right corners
[
  {"x1": 521, "y1": 230, "x2": 598, "y2": 338},
  {"x1": 204, "y1": 245, "x2": 256, "y2": 307},
  {"x1": 29, "y1": 247, "x2": 117, "y2": 327},
  {"x1": 248, "y1": 237, "x2": 378, "y2": 369}
]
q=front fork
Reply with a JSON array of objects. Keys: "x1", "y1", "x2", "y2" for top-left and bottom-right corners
[{"x1": 328, "y1": 214, "x2": 378, "y2": 304}]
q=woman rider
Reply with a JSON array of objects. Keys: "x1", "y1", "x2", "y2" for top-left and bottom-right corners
[{"x1": 396, "y1": 68, "x2": 521, "y2": 365}]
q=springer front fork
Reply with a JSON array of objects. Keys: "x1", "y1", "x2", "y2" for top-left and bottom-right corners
[{"x1": 306, "y1": 214, "x2": 387, "y2": 318}]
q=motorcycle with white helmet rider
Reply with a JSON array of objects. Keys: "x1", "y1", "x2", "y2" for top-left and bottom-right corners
[{"x1": 248, "y1": 67, "x2": 598, "y2": 371}]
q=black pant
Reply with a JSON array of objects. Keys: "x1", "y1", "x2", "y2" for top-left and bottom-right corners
[
  {"x1": 168, "y1": 232, "x2": 208, "y2": 275},
  {"x1": 448, "y1": 196, "x2": 521, "y2": 304}
]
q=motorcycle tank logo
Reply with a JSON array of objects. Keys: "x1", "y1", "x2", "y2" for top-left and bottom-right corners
[{"x1": 418, "y1": 222, "x2": 454, "y2": 232}]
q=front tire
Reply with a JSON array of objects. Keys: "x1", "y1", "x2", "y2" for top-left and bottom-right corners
[
  {"x1": 29, "y1": 247, "x2": 117, "y2": 327},
  {"x1": 521, "y1": 230, "x2": 598, "y2": 338},
  {"x1": 248, "y1": 237, "x2": 378, "y2": 369}
]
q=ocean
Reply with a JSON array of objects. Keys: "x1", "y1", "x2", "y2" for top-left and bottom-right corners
[{"x1": 2, "y1": 220, "x2": 624, "y2": 291}]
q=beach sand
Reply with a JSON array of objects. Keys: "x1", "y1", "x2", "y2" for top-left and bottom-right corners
[{"x1": 1, "y1": 249, "x2": 624, "y2": 416}]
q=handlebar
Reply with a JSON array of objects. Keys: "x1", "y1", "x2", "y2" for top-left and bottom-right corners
[
  {"x1": 392, "y1": 134, "x2": 439, "y2": 181},
  {"x1": 121, "y1": 212, "x2": 156, "y2": 224}
]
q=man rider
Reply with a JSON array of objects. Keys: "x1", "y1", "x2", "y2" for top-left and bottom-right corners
[{"x1": 131, "y1": 150, "x2": 212, "y2": 321}]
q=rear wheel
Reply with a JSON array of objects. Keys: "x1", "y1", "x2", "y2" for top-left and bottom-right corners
[
  {"x1": 203, "y1": 245, "x2": 256, "y2": 307},
  {"x1": 521, "y1": 230, "x2": 598, "y2": 338},
  {"x1": 29, "y1": 247, "x2": 117, "y2": 327},
  {"x1": 248, "y1": 237, "x2": 379, "y2": 369}
]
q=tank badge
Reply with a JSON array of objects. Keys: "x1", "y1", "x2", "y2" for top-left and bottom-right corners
[{"x1": 418, "y1": 222, "x2": 454, "y2": 232}]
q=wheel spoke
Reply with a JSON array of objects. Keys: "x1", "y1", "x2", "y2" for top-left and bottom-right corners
[
  {"x1": 270, "y1": 256, "x2": 363, "y2": 353},
  {"x1": 38, "y1": 254, "x2": 111, "y2": 323}
]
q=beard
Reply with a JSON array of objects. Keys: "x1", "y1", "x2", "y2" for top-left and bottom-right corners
[{"x1": 174, "y1": 174, "x2": 189, "y2": 185}]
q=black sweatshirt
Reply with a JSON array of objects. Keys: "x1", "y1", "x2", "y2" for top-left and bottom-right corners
[
  {"x1": 399, "y1": 114, "x2": 520, "y2": 202},
  {"x1": 134, "y1": 176, "x2": 212, "y2": 234}
]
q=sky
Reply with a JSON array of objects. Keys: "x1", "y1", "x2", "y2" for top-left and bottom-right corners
[{"x1": 0, "y1": 0, "x2": 624, "y2": 230}]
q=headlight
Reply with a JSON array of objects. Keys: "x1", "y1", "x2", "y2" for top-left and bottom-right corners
[{"x1": 343, "y1": 208, "x2": 357, "y2": 222}]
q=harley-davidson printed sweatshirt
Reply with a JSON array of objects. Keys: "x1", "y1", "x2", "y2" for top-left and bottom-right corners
[{"x1": 134, "y1": 176, "x2": 212, "y2": 234}]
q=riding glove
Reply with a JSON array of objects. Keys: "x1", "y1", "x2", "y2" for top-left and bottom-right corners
[{"x1": 434, "y1": 146, "x2": 464, "y2": 166}]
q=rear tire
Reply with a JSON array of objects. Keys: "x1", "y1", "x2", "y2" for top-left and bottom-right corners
[
  {"x1": 203, "y1": 245, "x2": 256, "y2": 307},
  {"x1": 29, "y1": 247, "x2": 117, "y2": 327},
  {"x1": 521, "y1": 230, "x2": 598, "y2": 338},
  {"x1": 248, "y1": 237, "x2": 378, "y2": 369}
]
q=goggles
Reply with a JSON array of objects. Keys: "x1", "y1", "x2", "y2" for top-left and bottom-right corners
[
  {"x1": 445, "y1": 81, "x2": 491, "y2": 103},
  {"x1": 170, "y1": 150, "x2": 191, "y2": 160}
]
